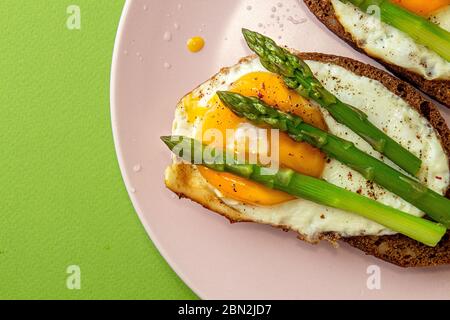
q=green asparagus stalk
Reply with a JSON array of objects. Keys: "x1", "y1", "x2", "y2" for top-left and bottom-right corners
[
  {"x1": 241, "y1": 28, "x2": 422, "y2": 176},
  {"x1": 161, "y1": 135, "x2": 446, "y2": 246},
  {"x1": 217, "y1": 91, "x2": 450, "y2": 228},
  {"x1": 341, "y1": 0, "x2": 450, "y2": 62}
]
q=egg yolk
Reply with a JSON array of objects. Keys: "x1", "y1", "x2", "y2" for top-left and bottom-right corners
[
  {"x1": 187, "y1": 36, "x2": 205, "y2": 53},
  {"x1": 391, "y1": 0, "x2": 449, "y2": 16},
  {"x1": 181, "y1": 93, "x2": 208, "y2": 123},
  {"x1": 183, "y1": 72, "x2": 328, "y2": 206}
]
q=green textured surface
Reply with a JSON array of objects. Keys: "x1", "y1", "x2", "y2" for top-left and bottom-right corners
[{"x1": 0, "y1": 0, "x2": 197, "y2": 299}]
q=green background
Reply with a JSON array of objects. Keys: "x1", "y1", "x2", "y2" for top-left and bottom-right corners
[{"x1": 0, "y1": 0, "x2": 196, "y2": 299}]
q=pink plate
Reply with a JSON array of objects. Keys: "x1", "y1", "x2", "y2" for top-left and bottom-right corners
[{"x1": 111, "y1": 0, "x2": 450, "y2": 299}]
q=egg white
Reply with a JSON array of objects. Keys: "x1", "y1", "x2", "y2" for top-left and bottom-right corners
[
  {"x1": 331, "y1": 0, "x2": 450, "y2": 81},
  {"x1": 430, "y1": 5, "x2": 450, "y2": 31},
  {"x1": 172, "y1": 56, "x2": 449, "y2": 240}
]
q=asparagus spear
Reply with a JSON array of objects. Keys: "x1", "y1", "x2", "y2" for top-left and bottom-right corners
[
  {"x1": 341, "y1": 0, "x2": 450, "y2": 62},
  {"x1": 217, "y1": 91, "x2": 450, "y2": 228},
  {"x1": 161, "y1": 135, "x2": 446, "y2": 246},
  {"x1": 241, "y1": 28, "x2": 422, "y2": 176}
]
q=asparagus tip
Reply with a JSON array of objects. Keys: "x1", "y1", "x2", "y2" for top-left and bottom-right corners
[
  {"x1": 241, "y1": 28, "x2": 252, "y2": 37},
  {"x1": 217, "y1": 91, "x2": 253, "y2": 117},
  {"x1": 217, "y1": 90, "x2": 237, "y2": 106},
  {"x1": 242, "y1": 28, "x2": 258, "y2": 47},
  {"x1": 215, "y1": 90, "x2": 228, "y2": 102},
  {"x1": 160, "y1": 135, "x2": 181, "y2": 151}
]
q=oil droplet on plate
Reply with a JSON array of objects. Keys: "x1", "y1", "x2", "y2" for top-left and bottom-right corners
[
  {"x1": 187, "y1": 36, "x2": 205, "y2": 53},
  {"x1": 133, "y1": 164, "x2": 142, "y2": 172},
  {"x1": 288, "y1": 16, "x2": 307, "y2": 25},
  {"x1": 174, "y1": 22, "x2": 180, "y2": 30},
  {"x1": 164, "y1": 62, "x2": 172, "y2": 69},
  {"x1": 163, "y1": 31, "x2": 172, "y2": 41},
  {"x1": 143, "y1": 4, "x2": 148, "y2": 11},
  {"x1": 130, "y1": 187, "x2": 136, "y2": 193}
]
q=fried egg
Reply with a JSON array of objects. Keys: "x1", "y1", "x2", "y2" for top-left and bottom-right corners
[
  {"x1": 331, "y1": 0, "x2": 450, "y2": 80},
  {"x1": 172, "y1": 55, "x2": 449, "y2": 240}
]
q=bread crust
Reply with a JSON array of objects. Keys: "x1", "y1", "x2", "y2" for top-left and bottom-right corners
[
  {"x1": 303, "y1": 0, "x2": 450, "y2": 108},
  {"x1": 165, "y1": 53, "x2": 450, "y2": 268}
]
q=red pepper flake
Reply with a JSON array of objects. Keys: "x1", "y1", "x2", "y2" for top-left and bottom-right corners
[
  {"x1": 257, "y1": 92, "x2": 264, "y2": 99},
  {"x1": 436, "y1": 176, "x2": 442, "y2": 180}
]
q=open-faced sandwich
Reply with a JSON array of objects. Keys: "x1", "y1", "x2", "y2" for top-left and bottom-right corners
[
  {"x1": 303, "y1": 0, "x2": 450, "y2": 107},
  {"x1": 162, "y1": 29, "x2": 450, "y2": 267}
]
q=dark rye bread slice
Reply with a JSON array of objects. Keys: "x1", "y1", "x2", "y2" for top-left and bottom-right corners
[
  {"x1": 303, "y1": 0, "x2": 450, "y2": 108},
  {"x1": 165, "y1": 53, "x2": 450, "y2": 268}
]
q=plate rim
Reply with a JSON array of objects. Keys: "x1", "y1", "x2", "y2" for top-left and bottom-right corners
[{"x1": 110, "y1": 0, "x2": 202, "y2": 299}]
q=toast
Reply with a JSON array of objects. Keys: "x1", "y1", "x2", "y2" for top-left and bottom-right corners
[
  {"x1": 165, "y1": 53, "x2": 450, "y2": 268},
  {"x1": 303, "y1": 0, "x2": 450, "y2": 108}
]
